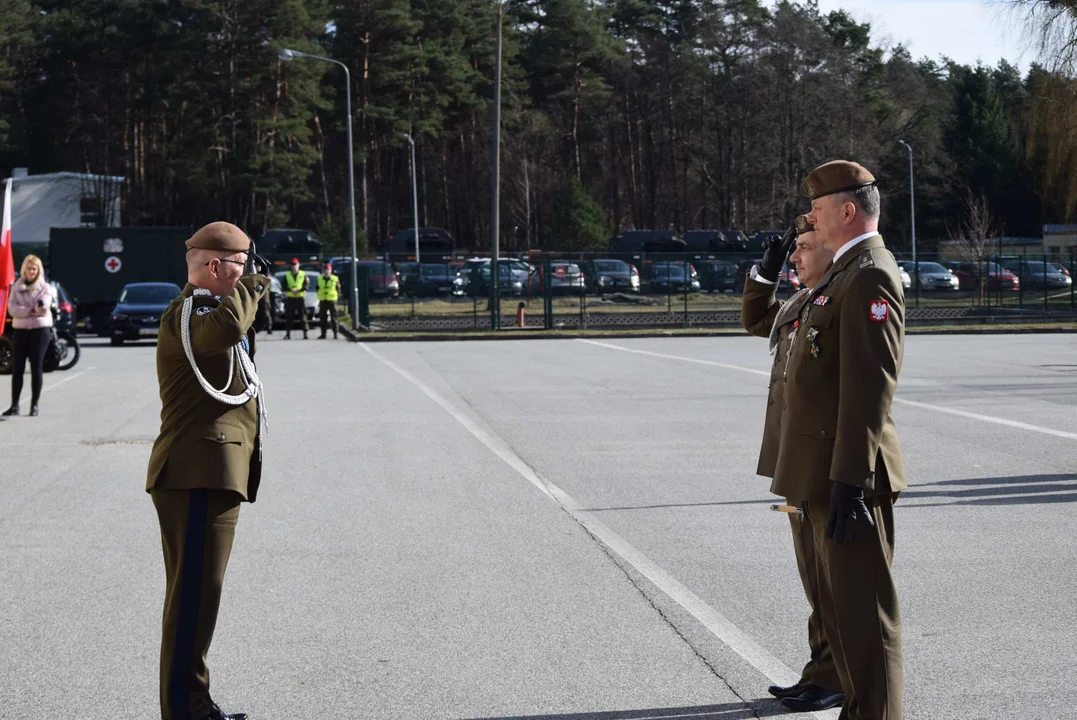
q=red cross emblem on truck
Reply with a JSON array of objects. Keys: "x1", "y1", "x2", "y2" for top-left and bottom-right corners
[{"x1": 105, "y1": 256, "x2": 122, "y2": 273}]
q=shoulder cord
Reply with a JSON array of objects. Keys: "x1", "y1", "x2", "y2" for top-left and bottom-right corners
[{"x1": 179, "y1": 294, "x2": 269, "y2": 438}]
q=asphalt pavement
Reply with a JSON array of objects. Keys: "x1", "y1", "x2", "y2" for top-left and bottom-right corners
[{"x1": 2, "y1": 332, "x2": 1076, "y2": 719}]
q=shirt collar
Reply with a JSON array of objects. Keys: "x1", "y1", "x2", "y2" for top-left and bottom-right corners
[{"x1": 832, "y1": 231, "x2": 880, "y2": 263}]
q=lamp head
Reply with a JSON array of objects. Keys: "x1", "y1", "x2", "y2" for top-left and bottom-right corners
[{"x1": 279, "y1": 48, "x2": 297, "y2": 62}]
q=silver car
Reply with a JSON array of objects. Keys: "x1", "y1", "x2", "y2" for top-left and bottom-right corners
[{"x1": 898, "y1": 261, "x2": 958, "y2": 291}]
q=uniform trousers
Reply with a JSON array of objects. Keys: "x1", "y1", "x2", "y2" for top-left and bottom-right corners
[
  {"x1": 10, "y1": 327, "x2": 50, "y2": 407},
  {"x1": 804, "y1": 483, "x2": 902, "y2": 720},
  {"x1": 284, "y1": 297, "x2": 307, "y2": 335},
  {"x1": 788, "y1": 508, "x2": 842, "y2": 692},
  {"x1": 318, "y1": 300, "x2": 338, "y2": 337},
  {"x1": 255, "y1": 295, "x2": 273, "y2": 334},
  {"x1": 152, "y1": 489, "x2": 241, "y2": 720}
]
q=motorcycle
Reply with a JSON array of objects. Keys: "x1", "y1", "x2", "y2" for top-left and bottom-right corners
[{"x1": 0, "y1": 302, "x2": 80, "y2": 374}]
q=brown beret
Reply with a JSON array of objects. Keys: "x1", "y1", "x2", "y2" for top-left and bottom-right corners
[
  {"x1": 795, "y1": 214, "x2": 815, "y2": 236},
  {"x1": 185, "y1": 221, "x2": 251, "y2": 253},
  {"x1": 803, "y1": 160, "x2": 876, "y2": 200}
]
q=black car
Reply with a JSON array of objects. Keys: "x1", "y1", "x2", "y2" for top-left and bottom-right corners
[
  {"x1": 402, "y1": 263, "x2": 458, "y2": 297},
  {"x1": 695, "y1": 261, "x2": 738, "y2": 293},
  {"x1": 1000, "y1": 259, "x2": 1073, "y2": 291},
  {"x1": 580, "y1": 259, "x2": 640, "y2": 293},
  {"x1": 109, "y1": 282, "x2": 183, "y2": 345},
  {"x1": 649, "y1": 262, "x2": 701, "y2": 293}
]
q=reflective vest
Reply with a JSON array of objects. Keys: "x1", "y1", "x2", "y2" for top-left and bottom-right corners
[
  {"x1": 316, "y1": 274, "x2": 340, "y2": 302},
  {"x1": 285, "y1": 270, "x2": 306, "y2": 298}
]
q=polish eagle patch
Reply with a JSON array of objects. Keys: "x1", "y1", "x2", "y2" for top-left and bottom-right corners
[{"x1": 869, "y1": 300, "x2": 889, "y2": 322}]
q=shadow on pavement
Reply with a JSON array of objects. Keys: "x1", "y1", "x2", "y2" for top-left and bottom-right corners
[
  {"x1": 586, "y1": 475, "x2": 1077, "y2": 512},
  {"x1": 459, "y1": 701, "x2": 786, "y2": 719},
  {"x1": 903, "y1": 473, "x2": 1077, "y2": 507}
]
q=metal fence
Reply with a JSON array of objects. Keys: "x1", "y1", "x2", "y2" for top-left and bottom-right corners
[{"x1": 346, "y1": 250, "x2": 1077, "y2": 333}]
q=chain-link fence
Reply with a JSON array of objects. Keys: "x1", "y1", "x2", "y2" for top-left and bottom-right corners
[{"x1": 338, "y1": 249, "x2": 1077, "y2": 333}]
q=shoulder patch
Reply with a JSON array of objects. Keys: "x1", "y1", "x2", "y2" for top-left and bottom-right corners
[
  {"x1": 869, "y1": 299, "x2": 889, "y2": 322},
  {"x1": 859, "y1": 254, "x2": 875, "y2": 269},
  {"x1": 196, "y1": 306, "x2": 213, "y2": 316}
]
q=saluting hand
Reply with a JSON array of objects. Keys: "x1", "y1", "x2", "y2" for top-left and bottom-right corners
[
  {"x1": 825, "y1": 481, "x2": 875, "y2": 544},
  {"x1": 758, "y1": 225, "x2": 797, "y2": 282}
]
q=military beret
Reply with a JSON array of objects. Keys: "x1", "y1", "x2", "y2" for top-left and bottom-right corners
[
  {"x1": 803, "y1": 160, "x2": 876, "y2": 200},
  {"x1": 795, "y1": 214, "x2": 815, "y2": 236},
  {"x1": 185, "y1": 222, "x2": 251, "y2": 253}
]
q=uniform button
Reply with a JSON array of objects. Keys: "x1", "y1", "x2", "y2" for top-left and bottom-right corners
[
  {"x1": 218, "y1": 433, "x2": 226, "y2": 441},
  {"x1": 820, "y1": 430, "x2": 826, "y2": 438}
]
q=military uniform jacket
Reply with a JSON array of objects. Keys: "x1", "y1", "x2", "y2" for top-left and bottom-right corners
[
  {"x1": 741, "y1": 278, "x2": 811, "y2": 484},
  {"x1": 772, "y1": 235, "x2": 907, "y2": 504},
  {"x1": 146, "y1": 275, "x2": 270, "y2": 502}
]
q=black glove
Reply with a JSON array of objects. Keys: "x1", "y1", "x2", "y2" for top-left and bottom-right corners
[
  {"x1": 825, "y1": 481, "x2": 875, "y2": 544},
  {"x1": 252, "y1": 255, "x2": 272, "y2": 275},
  {"x1": 758, "y1": 225, "x2": 797, "y2": 282}
]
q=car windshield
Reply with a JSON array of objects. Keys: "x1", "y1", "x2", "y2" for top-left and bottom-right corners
[
  {"x1": 916, "y1": 262, "x2": 948, "y2": 273},
  {"x1": 421, "y1": 265, "x2": 450, "y2": 278},
  {"x1": 710, "y1": 264, "x2": 735, "y2": 277},
  {"x1": 119, "y1": 285, "x2": 181, "y2": 304},
  {"x1": 653, "y1": 264, "x2": 688, "y2": 278},
  {"x1": 1049, "y1": 263, "x2": 1068, "y2": 274},
  {"x1": 357, "y1": 262, "x2": 392, "y2": 275},
  {"x1": 594, "y1": 260, "x2": 627, "y2": 272}
]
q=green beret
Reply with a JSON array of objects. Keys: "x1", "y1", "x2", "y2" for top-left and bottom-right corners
[
  {"x1": 803, "y1": 160, "x2": 876, "y2": 200},
  {"x1": 795, "y1": 214, "x2": 815, "y2": 235},
  {"x1": 185, "y1": 222, "x2": 251, "y2": 253}
]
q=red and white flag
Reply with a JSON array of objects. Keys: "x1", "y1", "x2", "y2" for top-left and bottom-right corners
[{"x1": 0, "y1": 178, "x2": 15, "y2": 335}]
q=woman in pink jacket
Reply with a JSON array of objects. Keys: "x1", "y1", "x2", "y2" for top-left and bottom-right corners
[{"x1": 4, "y1": 255, "x2": 56, "y2": 416}]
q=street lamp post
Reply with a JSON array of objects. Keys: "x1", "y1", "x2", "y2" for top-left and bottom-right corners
[
  {"x1": 897, "y1": 139, "x2": 919, "y2": 305},
  {"x1": 490, "y1": 0, "x2": 503, "y2": 331},
  {"x1": 279, "y1": 48, "x2": 359, "y2": 330},
  {"x1": 403, "y1": 133, "x2": 420, "y2": 265}
]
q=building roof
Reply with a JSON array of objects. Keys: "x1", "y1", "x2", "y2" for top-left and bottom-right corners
[
  {"x1": 938, "y1": 236, "x2": 1041, "y2": 246},
  {"x1": 3, "y1": 171, "x2": 124, "y2": 184},
  {"x1": 1043, "y1": 224, "x2": 1077, "y2": 234}
]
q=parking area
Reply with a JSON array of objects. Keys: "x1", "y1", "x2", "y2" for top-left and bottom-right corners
[{"x1": 2, "y1": 333, "x2": 1076, "y2": 719}]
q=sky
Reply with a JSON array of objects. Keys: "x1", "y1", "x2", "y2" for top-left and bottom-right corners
[{"x1": 814, "y1": 0, "x2": 1036, "y2": 71}]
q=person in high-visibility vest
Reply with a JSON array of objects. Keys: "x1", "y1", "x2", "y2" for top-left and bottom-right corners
[
  {"x1": 316, "y1": 262, "x2": 342, "y2": 339},
  {"x1": 283, "y1": 257, "x2": 308, "y2": 340}
]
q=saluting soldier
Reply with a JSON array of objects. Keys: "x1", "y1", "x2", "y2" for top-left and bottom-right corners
[
  {"x1": 773, "y1": 161, "x2": 906, "y2": 720},
  {"x1": 146, "y1": 221, "x2": 271, "y2": 720},
  {"x1": 742, "y1": 215, "x2": 844, "y2": 713}
]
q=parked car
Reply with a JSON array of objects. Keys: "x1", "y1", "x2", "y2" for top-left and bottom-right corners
[
  {"x1": 897, "y1": 261, "x2": 959, "y2": 291},
  {"x1": 51, "y1": 281, "x2": 78, "y2": 329},
  {"x1": 274, "y1": 270, "x2": 319, "y2": 318},
  {"x1": 542, "y1": 261, "x2": 587, "y2": 294},
  {"x1": 649, "y1": 262, "x2": 701, "y2": 293},
  {"x1": 899, "y1": 266, "x2": 912, "y2": 290},
  {"x1": 466, "y1": 260, "x2": 524, "y2": 297},
  {"x1": 945, "y1": 261, "x2": 1019, "y2": 291},
  {"x1": 402, "y1": 263, "x2": 458, "y2": 297},
  {"x1": 580, "y1": 259, "x2": 640, "y2": 293},
  {"x1": 108, "y1": 282, "x2": 183, "y2": 345},
  {"x1": 694, "y1": 261, "x2": 738, "y2": 293},
  {"x1": 1000, "y1": 259, "x2": 1074, "y2": 291}
]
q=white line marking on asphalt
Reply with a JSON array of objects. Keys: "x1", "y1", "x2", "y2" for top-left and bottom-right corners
[
  {"x1": 580, "y1": 339, "x2": 1077, "y2": 441},
  {"x1": 360, "y1": 343, "x2": 837, "y2": 719},
  {"x1": 42, "y1": 366, "x2": 96, "y2": 393}
]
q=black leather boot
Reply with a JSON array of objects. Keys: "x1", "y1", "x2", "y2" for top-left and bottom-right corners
[{"x1": 1, "y1": 405, "x2": 19, "y2": 417}]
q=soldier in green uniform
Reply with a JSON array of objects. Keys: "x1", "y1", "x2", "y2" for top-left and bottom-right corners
[
  {"x1": 774, "y1": 161, "x2": 906, "y2": 720},
  {"x1": 742, "y1": 215, "x2": 844, "y2": 713},
  {"x1": 254, "y1": 256, "x2": 274, "y2": 335},
  {"x1": 146, "y1": 221, "x2": 270, "y2": 720}
]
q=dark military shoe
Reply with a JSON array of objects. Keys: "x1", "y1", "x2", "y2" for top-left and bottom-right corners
[
  {"x1": 201, "y1": 702, "x2": 248, "y2": 720},
  {"x1": 780, "y1": 684, "x2": 845, "y2": 713},
  {"x1": 1, "y1": 405, "x2": 19, "y2": 417},
  {"x1": 767, "y1": 678, "x2": 810, "y2": 699}
]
